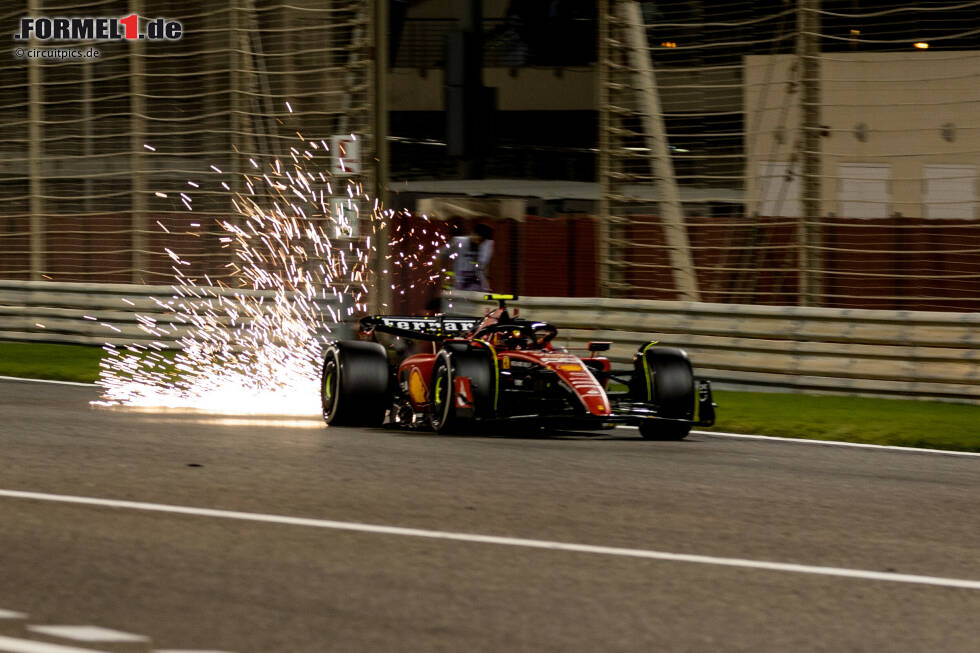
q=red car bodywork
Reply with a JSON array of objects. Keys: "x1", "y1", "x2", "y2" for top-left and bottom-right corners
[
  {"x1": 364, "y1": 301, "x2": 618, "y2": 423},
  {"x1": 353, "y1": 294, "x2": 714, "y2": 435}
]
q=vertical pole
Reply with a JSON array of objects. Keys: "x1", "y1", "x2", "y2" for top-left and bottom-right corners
[
  {"x1": 597, "y1": 0, "x2": 611, "y2": 297},
  {"x1": 372, "y1": 0, "x2": 391, "y2": 312},
  {"x1": 797, "y1": 0, "x2": 821, "y2": 306},
  {"x1": 621, "y1": 1, "x2": 700, "y2": 302},
  {"x1": 82, "y1": 57, "x2": 94, "y2": 278},
  {"x1": 463, "y1": 0, "x2": 484, "y2": 181},
  {"x1": 28, "y1": 0, "x2": 44, "y2": 280},
  {"x1": 229, "y1": 0, "x2": 247, "y2": 284},
  {"x1": 240, "y1": 0, "x2": 261, "y2": 160},
  {"x1": 130, "y1": 0, "x2": 147, "y2": 283},
  {"x1": 229, "y1": 0, "x2": 245, "y2": 198},
  {"x1": 282, "y1": 6, "x2": 296, "y2": 104},
  {"x1": 229, "y1": 0, "x2": 240, "y2": 175}
]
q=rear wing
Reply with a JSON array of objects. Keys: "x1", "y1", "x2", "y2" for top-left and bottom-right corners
[{"x1": 360, "y1": 315, "x2": 480, "y2": 341}]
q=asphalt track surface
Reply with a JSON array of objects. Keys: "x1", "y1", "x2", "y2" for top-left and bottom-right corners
[{"x1": 0, "y1": 379, "x2": 978, "y2": 652}]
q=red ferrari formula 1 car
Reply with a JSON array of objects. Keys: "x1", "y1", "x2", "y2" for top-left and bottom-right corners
[{"x1": 320, "y1": 295, "x2": 715, "y2": 439}]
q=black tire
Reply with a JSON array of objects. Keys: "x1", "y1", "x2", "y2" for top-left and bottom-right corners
[
  {"x1": 430, "y1": 349, "x2": 495, "y2": 434},
  {"x1": 321, "y1": 341, "x2": 390, "y2": 426},
  {"x1": 636, "y1": 346, "x2": 695, "y2": 440}
]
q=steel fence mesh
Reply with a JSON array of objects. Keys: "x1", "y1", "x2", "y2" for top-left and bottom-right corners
[
  {"x1": 0, "y1": 0, "x2": 374, "y2": 285},
  {"x1": 599, "y1": 0, "x2": 980, "y2": 311}
]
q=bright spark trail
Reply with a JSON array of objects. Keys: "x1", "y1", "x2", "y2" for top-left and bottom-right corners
[{"x1": 93, "y1": 118, "x2": 450, "y2": 416}]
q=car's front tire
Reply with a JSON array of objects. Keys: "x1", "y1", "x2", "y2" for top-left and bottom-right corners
[
  {"x1": 429, "y1": 348, "x2": 496, "y2": 434},
  {"x1": 635, "y1": 345, "x2": 695, "y2": 440},
  {"x1": 321, "y1": 341, "x2": 390, "y2": 426},
  {"x1": 429, "y1": 357, "x2": 458, "y2": 433}
]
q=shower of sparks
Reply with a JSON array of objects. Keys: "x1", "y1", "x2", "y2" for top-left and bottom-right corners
[{"x1": 94, "y1": 129, "x2": 451, "y2": 416}]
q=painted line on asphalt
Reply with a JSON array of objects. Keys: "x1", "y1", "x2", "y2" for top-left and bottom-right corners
[
  {"x1": 0, "y1": 634, "x2": 110, "y2": 653},
  {"x1": 26, "y1": 627, "x2": 147, "y2": 644},
  {"x1": 696, "y1": 429, "x2": 980, "y2": 458},
  {"x1": 2, "y1": 376, "x2": 973, "y2": 457},
  {"x1": 618, "y1": 426, "x2": 980, "y2": 458},
  {"x1": 1, "y1": 489, "x2": 979, "y2": 592},
  {"x1": 0, "y1": 376, "x2": 96, "y2": 388},
  {"x1": 0, "y1": 611, "x2": 28, "y2": 620}
]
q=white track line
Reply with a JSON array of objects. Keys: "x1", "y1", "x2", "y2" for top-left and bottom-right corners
[
  {"x1": 695, "y1": 429, "x2": 980, "y2": 458},
  {"x1": 0, "y1": 611, "x2": 27, "y2": 620},
  {"x1": 1, "y1": 489, "x2": 978, "y2": 591},
  {"x1": 2, "y1": 376, "x2": 974, "y2": 457},
  {"x1": 617, "y1": 426, "x2": 980, "y2": 458},
  {"x1": 26, "y1": 627, "x2": 147, "y2": 644},
  {"x1": 0, "y1": 376, "x2": 96, "y2": 388},
  {"x1": 0, "y1": 635, "x2": 109, "y2": 653}
]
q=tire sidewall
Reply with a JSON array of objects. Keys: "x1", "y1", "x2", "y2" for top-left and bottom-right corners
[
  {"x1": 321, "y1": 341, "x2": 390, "y2": 426},
  {"x1": 430, "y1": 355, "x2": 454, "y2": 431},
  {"x1": 321, "y1": 347, "x2": 341, "y2": 423},
  {"x1": 638, "y1": 346, "x2": 695, "y2": 419}
]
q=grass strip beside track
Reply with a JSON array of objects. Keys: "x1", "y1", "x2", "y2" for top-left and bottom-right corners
[
  {"x1": 1, "y1": 340, "x2": 977, "y2": 452},
  {"x1": 0, "y1": 341, "x2": 106, "y2": 383},
  {"x1": 708, "y1": 390, "x2": 978, "y2": 453}
]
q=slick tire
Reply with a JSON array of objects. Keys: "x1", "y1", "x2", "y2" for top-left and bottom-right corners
[
  {"x1": 637, "y1": 346, "x2": 695, "y2": 440},
  {"x1": 429, "y1": 349, "x2": 495, "y2": 434},
  {"x1": 321, "y1": 341, "x2": 390, "y2": 427}
]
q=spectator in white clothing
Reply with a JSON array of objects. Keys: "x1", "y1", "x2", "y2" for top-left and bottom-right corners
[{"x1": 442, "y1": 222, "x2": 494, "y2": 292}]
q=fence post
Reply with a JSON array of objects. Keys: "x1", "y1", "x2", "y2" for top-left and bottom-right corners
[
  {"x1": 229, "y1": 0, "x2": 241, "y2": 193},
  {"x1": 28, "y1": 0, "x2": 44, "y2": 281},
  {"x1": 620, "y1": 0, "x2": 700, "y2": 302},
  {"x1": 597, "y1": 0, "x2": 611, "y2": 298},
  {"x1": 797, "y1": 0, "x2": 822, "y2": 306},
  {"x1": 130, "y1": 0, "x2": 147, "y2": 283},
  {"x1": 372, "y1": 0, "x2": 392, "y2": 313}
]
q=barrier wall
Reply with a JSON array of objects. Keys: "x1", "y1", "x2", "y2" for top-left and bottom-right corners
[
  {"x1": 1, "y1": 280, "x2": 976, "y2": 402},
  {"x1": 0, "y1": 280, "x2": 337, "y2": 349},
  {"x1": 471, "y1": 293, "x2": 979, "y2": 403}
]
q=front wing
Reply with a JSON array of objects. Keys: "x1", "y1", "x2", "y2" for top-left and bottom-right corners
[{"x1": 484, "y1": 379, "x2": 716, "y2": 431}]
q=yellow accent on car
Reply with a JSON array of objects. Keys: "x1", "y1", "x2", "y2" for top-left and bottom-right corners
[
  {"x1": 485, "y1": 293, "x2": 514, "y2": 301},
  {"x1": 641, "y1": 341, "x2": 659, "y2": 401},
  {"x1": 501, "y1": 356, "x2": 510, "y2": 370},
  {"x1": 408, "y1": 368, "x2": 427, "y2": 403},
  {"x1": 558, "y1": 363, "x2": 582, "y2": 371}
]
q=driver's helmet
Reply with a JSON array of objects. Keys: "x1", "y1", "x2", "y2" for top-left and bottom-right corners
[{"x1": 492, "y1": 328, "x2": 529, "y2": 349}]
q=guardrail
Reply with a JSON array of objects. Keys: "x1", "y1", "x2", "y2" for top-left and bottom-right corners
[
  {"x1": 469, "y1": 293, "x2": 979, "y2": 403},
  {"x1": 0, "y1": 280, "x2": 338, "y2": 348},
  {"x1": 1, "y1": 281, "x2": 976, "y2": 402}
]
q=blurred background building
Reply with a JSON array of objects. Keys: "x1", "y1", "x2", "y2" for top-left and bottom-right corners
[{"x1": 1, "y1": 0, "x2": 978, "y2": 310}]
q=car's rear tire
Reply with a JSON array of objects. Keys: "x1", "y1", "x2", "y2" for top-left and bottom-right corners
[
  {"x1": 430, "y1": 348, "x2": 495, "y2": 434},
  {"x1": 321, "y1": 341, "x2": 390, "y2": 426},
  {"x1": 635, "y1": 346, "x2": 695, "y2": 440}
]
